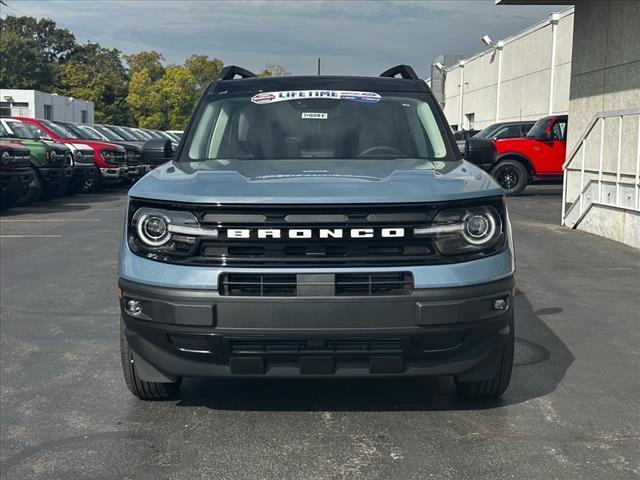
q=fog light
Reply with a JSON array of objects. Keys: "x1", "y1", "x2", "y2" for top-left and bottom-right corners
[
  {"x1": 126, "y1": 299, "x2": 142, "y2": 315},
  {"x1": 493, "y1": 298, "x2": 508, "y2": 311}
]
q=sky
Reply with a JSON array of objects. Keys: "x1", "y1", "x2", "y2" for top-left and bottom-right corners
[{"x1": 2, "y1": 0, "x2": 569, "y2": 77}]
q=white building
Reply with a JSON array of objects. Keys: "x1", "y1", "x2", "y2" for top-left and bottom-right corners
[
  {"x1": 0, "y1": 89, "x2": 94, "y2": 123},
  {"x1": 496, "y1": 0, "x2": 639, "y2": 248},
  {"x1": 434, "y1": 7, "x2": 574, "y2": 131}
]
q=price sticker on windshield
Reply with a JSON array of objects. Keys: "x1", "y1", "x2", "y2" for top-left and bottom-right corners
[{"x1": 301, "y1": 112, "x2": 328, "y2": 119}]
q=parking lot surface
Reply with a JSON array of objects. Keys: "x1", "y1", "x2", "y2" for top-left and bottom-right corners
[{"x1": 1, "y1": 186, "x2": 639, "y2": 479}]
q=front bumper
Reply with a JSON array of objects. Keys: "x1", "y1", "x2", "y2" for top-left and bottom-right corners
[
  {"x1": 100, "y1": 166, "x2": 128, "y2": 180},
  {"x1": 72, "y1": 164, "x2": 97, "y2": 178},
  {"x1": 119, "y1": 276, "x2": 514, "y2": 381},
  {"x1": 0, "y1": 168, "x2": 34, "y2": 194},
  {"x1": 39, "y1": 166, "x2": 66, "y2": 185}
]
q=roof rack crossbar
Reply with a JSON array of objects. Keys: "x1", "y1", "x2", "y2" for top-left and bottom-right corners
[
  {"x1": 379, "y1": 65, "x2": 419, "y2": 81},
  {"x1": 218, "y1": 66, "x2": 257, "y2": 81}
]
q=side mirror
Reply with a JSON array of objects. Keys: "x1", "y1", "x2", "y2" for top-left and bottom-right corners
[
  {"x1": 141, "y1": 139, "x2": 173, "y2": 166},
  {"x1": 464, "y1": 137, "x2": 497, "y2": 167}
]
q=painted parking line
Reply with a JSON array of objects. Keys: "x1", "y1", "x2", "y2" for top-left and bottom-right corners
[
  {"x1": 0, "y1": 219, "x2": 101, "y2": 222},
  {"x1": 0, "y1": 235, "x2": 63, "y2": 238}
]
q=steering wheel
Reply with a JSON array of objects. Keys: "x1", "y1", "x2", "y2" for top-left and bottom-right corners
[{"x1": 357, "y1": 145, "x2": 404, "y2": 157}]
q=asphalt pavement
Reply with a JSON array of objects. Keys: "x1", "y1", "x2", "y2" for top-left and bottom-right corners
[{"x1": 1, "y1": 185, "x2": 639, "y2": 479}]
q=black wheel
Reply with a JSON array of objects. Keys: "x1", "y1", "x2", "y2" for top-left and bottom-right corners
[
  {"x1": 120, "y1": 317, "x2": 181, "y2": 400},
  {"x1": 41, "y1": 181, "x2": 67, "y2": 200},
  {"x1": 490, "y1": 160, "x2": 528, "y2": 196},
  {"x1": 454, "y1": 318, "x2": 514, "y2": 399},
  {"x1": 0, "y1": 189, "x2": 21, "y2": 211},
  {"x1": 65, "y1": 180, "x2": 83, "y2": 195},
  {"x1": 17, "y1": 167, "x2": 43, "y2": 205},
  {"x1": 81, "y1": 170, "x2": 102, "y2": 193}
]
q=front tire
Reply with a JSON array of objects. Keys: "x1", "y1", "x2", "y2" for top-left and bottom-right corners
[
  {"x1": 81, "y1": 170, "x2": 102, "y2": 193},
  {"x1": 120, "y1": 317, "x2": 181, "y2": 400},
  {"x1": 41, "y1": 181, "x2": 67, "y2": 200},
  {"x1": 490, "y1": 160, "x2": 528, "y2": 196},
  {"x1": 17, "y1": 167, "x2": 43, "y2": 205},
  {"x1": 454, "y1": 319, "x2": 514, "y2": 399}
]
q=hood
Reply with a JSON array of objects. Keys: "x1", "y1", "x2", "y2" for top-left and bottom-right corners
[
  {"x1": 108, "y1": 140, "x2": 144, "y2": 151},
  {"x1": 494, "y1": 137, "x2": 532, "y2": 151},
  {"x1": 63, "y1": 139, "x2": 124, "y2": 151},
  {"x1": 0, "y1": 139, "x2": 31, "y2": 153},
  {"x1": 41, "y1": 141, "x2": 71, "y2": 152},
  {"x1": 129, "y1": 158, "x2": 503, "y2": 204}
]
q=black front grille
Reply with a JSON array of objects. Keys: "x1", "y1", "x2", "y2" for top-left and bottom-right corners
[
  {"x1": 167, "y1": 333, "x2": 213, "y2": 352},
  {"x1": 0, "y1": 151, "x2": 31, "y2": 167},
  {"x1": 128, "y1": 199, "x2": 506, "y2": 267},
  {"x1": 192, "y1": 204, "x2": 442, "y2": 267},
  {"x1": 335, "y1": 273, "x2": 412, "y2": 296},
  {"x1": 229, "y1": 337, "x2": 404, "y2": 354},
  {"x1": 220, "y1": 273, "x2": 298, "y2": 296},
  {"x1": 219, "y1": 272, "x2": 412, "y2": 297}
]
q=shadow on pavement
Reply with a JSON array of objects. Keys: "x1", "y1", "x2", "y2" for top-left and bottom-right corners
[
  {"x1": 0, "y1": 188, "x2": 128, "y2": 216},
  {"x1": 521, "y1": 185, "x2": 563, "y2": 196},
  {"x1": 175, "y1": 292, "x2": 574, "y2": 411}
]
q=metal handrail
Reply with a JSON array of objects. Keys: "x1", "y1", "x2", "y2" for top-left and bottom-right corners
[
  {"x1": 563, "y1": 107, "x2": 640, "y2": 170},
  {"x1": 561, "y1": 109, "x2": 640, "y2": 226}
]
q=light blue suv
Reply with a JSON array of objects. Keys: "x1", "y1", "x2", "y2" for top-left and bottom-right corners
[{"x1": 118, "y1": 65, "x2": 515, "y2": 400}]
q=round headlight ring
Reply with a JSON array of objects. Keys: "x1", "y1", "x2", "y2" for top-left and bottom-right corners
[
  {"x1": 462, "y1": 211, "x2": 497, "y2": 245},
  {"x1": 136, "y1": 214, "x2": 171, "y2": 247}
]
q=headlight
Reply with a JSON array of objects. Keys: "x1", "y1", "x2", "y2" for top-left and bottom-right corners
[
  {"x1": 100, "y1": 150, "x2": 121, "y2": 164},
  {"x1": 125, "y1": 150, "x2": 139, "y2": 162},
  {"x1": 414, "y1": 206, "x2": 503, "y2": 255},
  {"x1": 131, "y1": 207, "x2": 218, "y2": 256},
  {"x1": 1, "y1": 151, "x2": 10, "y2": 165}
]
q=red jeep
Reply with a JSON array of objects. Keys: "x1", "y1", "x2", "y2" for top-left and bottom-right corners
[{"x1": 466, "y1": 115, "x2": 567, "y2": 195}]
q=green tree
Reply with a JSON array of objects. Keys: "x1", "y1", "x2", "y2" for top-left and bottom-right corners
[
  {"x1": 124, "y1": 51, "x2": 165, "y2": 82},
  {"x1": 126, "y1": 69, "x2": 160, "y2": 127},
  {"x1": 0, "y1": 30, "x2": 56, "y2": 89},
  {"x1": 56, "y1": 43, "x2": 132, "y2": 124},
  {"x1": 184, "y1": 54, "x2": 223, "y2": 96},
  {"x1": 257, "y1": 63, "x2": 289, "y2": 77},
  {"x1": 147, "y1": 66, "x2": 197, "y2": 130},
  {"x1": 0, "y1": 15, "x2": 76, "y2": 63}
]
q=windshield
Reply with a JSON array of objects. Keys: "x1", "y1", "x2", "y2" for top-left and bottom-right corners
[
  {"x1": 41, "y1": 120, "x2": 80, "y2": 139},
  {"x1": 93, "y1": 125, "x2": 124, "y2": 141},
  {"x1": 60, "y1": 123, "x2": 100, "y2": 140},
  {"x1": 109, "y1": 126, "x2": 137, "y2": 141},
  {"x1": 124, "y1": 128, "x2": 147, "y2": 141},
  {"x1": 145, "y1": 130, "x2": 163, "y2": 139},
  {"x1": 185, "y1": 92, "x2": 450, "y2": 161},
  {"x1": 474, "y1": 125, "x2": 497, "y2": 138},
  {"x1": 77, "y1": 125, "x2": 105, "y2": 140},
  {"x1": 133, "y1": 129, "x2": 153, "y2": 140},
  {"x1": 527, "y1": 118, "x2": 552, "y2": 138},
  {"x1": 3, "y1": 121, "x2": 38, "y2": 139}
]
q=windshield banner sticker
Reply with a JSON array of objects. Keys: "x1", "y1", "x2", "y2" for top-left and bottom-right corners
[
  {"x1": 301, "y1": 112, "x2": 328, "y2": 119},
  {"x1": 251, "y1": 90, "x2": 381, "y2": 105}
]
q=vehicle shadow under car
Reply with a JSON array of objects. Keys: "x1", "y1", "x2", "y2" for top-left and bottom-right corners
[{"x1": 174, "y1": 291, "x2": 573, "y2": 411}]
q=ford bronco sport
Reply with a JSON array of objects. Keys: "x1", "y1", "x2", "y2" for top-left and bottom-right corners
[{"x1": 119, "y1": 65, "x2": 516, "y2": 400}]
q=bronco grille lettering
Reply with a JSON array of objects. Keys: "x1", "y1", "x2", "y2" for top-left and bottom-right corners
[{"x1": 224, "y1": 228, "x2": 406, "y2": 239}]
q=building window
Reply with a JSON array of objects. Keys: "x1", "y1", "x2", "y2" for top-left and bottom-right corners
[
  {"x1": 465, "y1": 113, "x2": 475, "y2": 130},
  {"x1": 0, "y1": 102, "x2": 10, "y2": 117},
  {"x1": 80, "y1": 110, "x2": 88, "y2": 123},
  {"x1": 43, "y1": 104, "x2": 52, "y2": 119}
]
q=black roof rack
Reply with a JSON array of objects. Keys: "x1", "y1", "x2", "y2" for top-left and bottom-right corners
[
  {"x1": 379, "y1": 65, "x2": 419, "y2": 81},
  {"x1": 218, "y1": 66, "x2": 257, "y2": 81}
]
